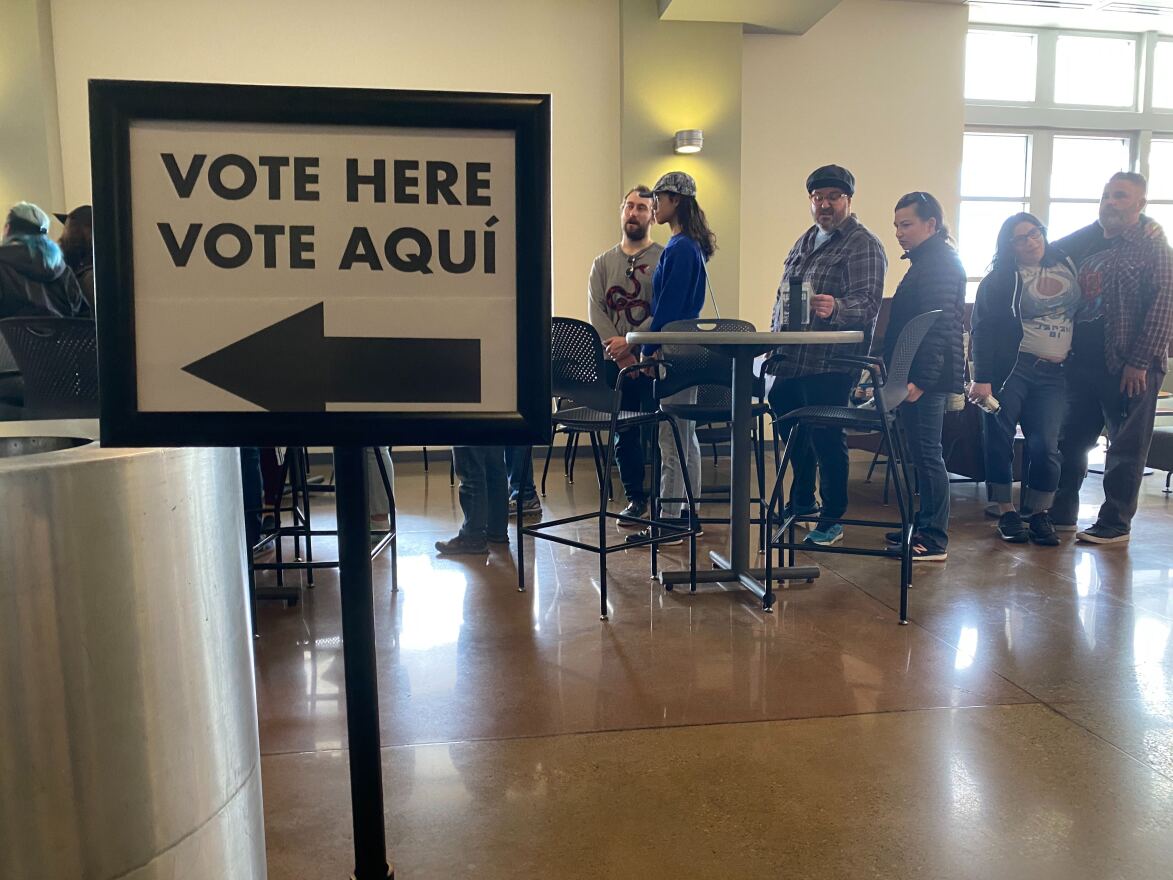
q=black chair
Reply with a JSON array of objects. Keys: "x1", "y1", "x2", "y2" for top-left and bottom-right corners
[
  {"x1": 762, "y1": 310, "x2": 943, "y2": 624},
  {"x1": 519, "y1": 317, "x2": 699, "y2": 619},
  {"x1": 0, "y1": 317, "x2": 98, "y2": 418},
  {"x1": 650, "y1": 318, "x2": 773, "y2": 564}
]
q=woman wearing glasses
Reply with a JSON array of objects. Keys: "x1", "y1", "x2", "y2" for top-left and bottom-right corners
[
  {"x1": 970, "y1": 213, "x2": 1080, "y2": 546},
  {"x1": 638, "y1": 170, "x2": 717, "y2": 534},
  {"x1": 885, "y1": 192, "x2": 966, "y2": 561}
]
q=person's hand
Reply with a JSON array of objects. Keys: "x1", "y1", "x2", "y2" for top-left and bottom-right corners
[
  {"x1": 810, "y1": 294, "x2": 836, "y2": 320},
  {"x1": 615, "y1": 352, "x2": 638, "y2": 370},
  {"x1": 1120, "y1": 365, "x2": 1147, "y2": 397},
  {"x1": 968, "y1": 382, "x2": 993, "y2": 403},
  {"x1": 1143, "y1": 219, "x2": 1166, "y2": 243},
  {"x1": 906, "y1": 382, "x2": 924, "y2": 403},
  {"x1": 603, "y1": 336, "x2": 630, "y2": 361}
]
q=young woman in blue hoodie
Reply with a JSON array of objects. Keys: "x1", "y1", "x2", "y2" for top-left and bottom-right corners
[
  {"x1": 970, "y1": 213, "x2": 1080, "y2": 546},
  {"x1": 642, "y1": 171, "x2": 716, "y2": 530}
]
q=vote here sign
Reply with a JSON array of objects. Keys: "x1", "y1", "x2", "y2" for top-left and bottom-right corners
[{"x1": 91, "y1": 81, "x2": 551, "y2": 447}]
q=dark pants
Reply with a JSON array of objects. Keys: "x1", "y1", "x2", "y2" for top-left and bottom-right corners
[
  {"x1": 899, "y1": 391, "x2": 950, "y2": 551},
  {"x1": 605, "y1": 363, "x2": 654, "y2": 503},
  {"x1": 507, "y1": 446, "x2": 537, "y2": 503},
  {"x1": 455, "y1": 445, "x2": 508, "y2": 542},
  {"x1": 240, "y1": 446, "x2": 263, "y2": 548},
  {"x1": 768, "y1": 371, "x2": 857, "y2": 527},
  {"x1": 1052, "y1": 363, "x2": 1164, "y2": 532},
  {"x1": 983, "y1": 356, "x2": 1066, "y2": 511}
]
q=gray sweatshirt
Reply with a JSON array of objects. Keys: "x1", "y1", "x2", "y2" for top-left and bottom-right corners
[{"x1": 587, "y1": 242, "x2": 663, "y2": 341}]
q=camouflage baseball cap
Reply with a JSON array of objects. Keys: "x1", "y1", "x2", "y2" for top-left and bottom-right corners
[{"x1": 650, "y1": 171, "x2": 697, "y2": 198}]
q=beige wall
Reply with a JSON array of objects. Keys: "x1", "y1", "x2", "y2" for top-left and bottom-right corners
[
  {"x1": 620, "y1": 0, "x2": 743, "y2": 318},
  {"x1": 47, "y1": 0, "x2": 620, "y2": 321},
  {"x1": 0, "y1": 0, "x2": 63, "y2": 219},
  {"x1": 739, "y1": 0, "x2": 967, "y2": 331}
]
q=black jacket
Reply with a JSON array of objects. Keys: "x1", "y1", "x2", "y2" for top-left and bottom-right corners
[
  {"x1": 970, "y1": 252, "x2": 1078, "y2": 390},
  {"x1": 0, "y1": 242, "x2": 91, "y2": 320},
  {"x1": 882, "y1": 234, "x2": 966, "y2": 394}
]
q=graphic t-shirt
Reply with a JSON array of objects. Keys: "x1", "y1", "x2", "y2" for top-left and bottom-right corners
[{"x1": 1017, "y1": 263, "x2": 1081, "y2": 361}]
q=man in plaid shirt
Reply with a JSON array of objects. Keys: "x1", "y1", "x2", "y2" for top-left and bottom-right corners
[
  {"x1": 766, "y1": 164, "x2": 887, "y2": 545},
  {"x1": 1053, "y1": 172, "x2": 1173, "y2": 543}
]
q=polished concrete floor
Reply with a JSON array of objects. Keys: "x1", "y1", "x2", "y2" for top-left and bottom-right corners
[{"x1": 254, "y1": 451, "x2": 1173, "y2": 878}]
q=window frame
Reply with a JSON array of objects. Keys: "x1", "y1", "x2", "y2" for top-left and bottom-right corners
[{"x1": 960, "y1": 25, "x2": 1173, "y2": 298}]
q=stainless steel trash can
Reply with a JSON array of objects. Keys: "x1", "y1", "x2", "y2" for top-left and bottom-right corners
[{"x1": 0, "y1": 421, "x2": 266, "y2": 879}]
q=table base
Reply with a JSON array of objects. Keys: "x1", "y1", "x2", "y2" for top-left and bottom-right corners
[{"x1": 657, "y1": 551, "x2": 820, "y2": 611}]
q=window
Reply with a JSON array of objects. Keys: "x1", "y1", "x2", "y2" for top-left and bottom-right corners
[
  {"x1": 1153, "y1": 41, "x2": 1173, "y2": 110},
  {"x1": 1147, "y1": 138, "x2": 1173, "y2": 231},
  {"x1": 1047, "y1": 135, "x2": 1131, "y2": 239},
  {"x1": 958, "y1": 133, "x2": 1030, "y2": 279},
  {"x1": 1054, "y1": 35, "x2": 1136, "y2": 108},
  {"x1": 965, "y1": 30, "x2": 1037, "y2": 102}
]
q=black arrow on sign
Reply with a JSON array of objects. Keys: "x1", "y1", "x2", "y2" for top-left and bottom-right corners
[{"x1": 182, "y1": 302, "x2": 481, "y2": 411}]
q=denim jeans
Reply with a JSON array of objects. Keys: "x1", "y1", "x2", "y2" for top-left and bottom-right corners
[
  {"x1": 506, "y1": 446, "x2": 538, "y2": 503},
  {"x1": 657, "y1": 386, "x2": 701, "y2": 519},
  {"x1": 982, "y1": 356, "x2": 1066, "y2": 511},
  {"x1": 899, "y1": 391, "x2": 949, "y2": 551},
  {"x1": 768, "y1": 371, "x2": 857, "y2": 527},
  {"x1": 1052, "y1": 363, "x2": 1164, "y2": 532},
  {"x1": 605, "y1": 363, "x2": 654, "y2": 503},
  {"x1": 364, "y1": 446, "x2": 396, "y2": 517},
  {"x1": 454, "y1": 445, "x2": 509, "y2": 542}
]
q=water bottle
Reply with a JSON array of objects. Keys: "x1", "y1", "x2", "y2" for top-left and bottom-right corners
[{"x1": 966, "y1": 382, "x2": 1001, "y2": 415}]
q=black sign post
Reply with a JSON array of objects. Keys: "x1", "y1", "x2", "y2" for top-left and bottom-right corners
[
  {"x1": 334, "y1": 446, "x2": 391, "y2": 879},
  {"x1": 89, "y1": 80, "x2": 552, "y2": 878}
]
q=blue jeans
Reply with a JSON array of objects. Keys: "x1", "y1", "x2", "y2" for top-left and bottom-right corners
[
  {"x1": 982, "y1": 356, "x2": 1066, "y2": 511},
  {"x1": 506, "y1": 446, "x2": 537, "y2": 503},
  {"x1": 455, "y1": 446, "x2": 508, "y2": 542},
  {"x1": 899, "y1": 391, "x2": 949, "y2": 551}
]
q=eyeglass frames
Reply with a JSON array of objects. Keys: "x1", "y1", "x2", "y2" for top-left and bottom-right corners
[{"x1": 1011, "y1": 227, "x2": 1045, "y2": 247}]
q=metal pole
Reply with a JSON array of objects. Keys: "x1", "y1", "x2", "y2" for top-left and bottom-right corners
[{"x1": 333, "y1": 445, "x2": 393, "y2": 880}]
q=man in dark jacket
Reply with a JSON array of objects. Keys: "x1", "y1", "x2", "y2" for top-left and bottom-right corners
[
  {"x1": 1051, "y1": 173, "x2": 1173, "y2": 544},
  {"x1": 56, "y1": 204, "x2": 94, "y2": 311},
  {"x1": 0, "y1": 202, "x2": 91, "y2": 320}
]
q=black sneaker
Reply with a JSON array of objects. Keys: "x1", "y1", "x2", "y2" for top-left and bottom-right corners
[
  {"x1": 617, "y1": 499, "x2": 648, "y2": 529},
  {"x1": 435, "y1": 534, "x2": 490, "y2": 555},
  {"x1": 1027, "y1": 511, "x2": 1060, "y2": 546},
  {"x1": 997, "y1": 510, "x2": 1030, "y2": 543},
  {"x1": 885, "y1": 529, "x2": 915, "y2": 545},
  {"x1": 509, "y1": 496, "x2": 543, "y2": 520},
  {"x1": 624, "y1": 517, "x2": 698, "y2": 546},
  {"x1": 911, "y1": 542, "x2": 947, "y2": 562},
  {"x1": 1075, "y1": 523, "x2": 1130, "y2": 544}
]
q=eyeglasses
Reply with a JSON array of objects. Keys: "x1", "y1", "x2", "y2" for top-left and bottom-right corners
[
  {"x1": 625, "y1": 255, "x2": 638, "y2": 279},
  {"x1": 1011, "y1": 227, "x2": 1045, "y2": 246},
  {"x1": 810, "y1": 192, "x2": 847, "y2": 205}
]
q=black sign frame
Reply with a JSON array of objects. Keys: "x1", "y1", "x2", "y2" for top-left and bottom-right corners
[{"x1": 90, "y1": 79, "x2": 552, "y2": 448}]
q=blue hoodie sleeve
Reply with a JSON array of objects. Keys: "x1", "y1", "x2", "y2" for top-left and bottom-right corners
[{"x1": 643, "y1": 237, "x2": 705, "y2": 355}]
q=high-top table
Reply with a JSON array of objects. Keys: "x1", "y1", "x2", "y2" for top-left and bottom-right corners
[{"x1": 626, "y1": 329, "x2": 864, "y2": 610}]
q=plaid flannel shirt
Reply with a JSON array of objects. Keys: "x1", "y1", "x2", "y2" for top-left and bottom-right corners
[
  {"x1": 1077, "y1": 221, "x2": 1173, "y2": 373},
  {"x1": 766, "y1": 214, "x2": 887, "y2": 379}
]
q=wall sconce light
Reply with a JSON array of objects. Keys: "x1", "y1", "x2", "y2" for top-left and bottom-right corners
[{"x1": 674, "y1": 129, "x2": 703, "y2": 154}]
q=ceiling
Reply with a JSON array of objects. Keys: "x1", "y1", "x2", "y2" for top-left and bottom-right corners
[{"x1": 658, "y1": 0, "x2": 1173, "y2": 35}]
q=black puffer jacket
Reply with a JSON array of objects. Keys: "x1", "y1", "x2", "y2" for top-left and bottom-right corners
[
  {"x1": 0, "y1": 241, "x2": 91, "y2": 320},
  {"x1": 882, "y1": 233, "x2": 966, "y2": 394}
]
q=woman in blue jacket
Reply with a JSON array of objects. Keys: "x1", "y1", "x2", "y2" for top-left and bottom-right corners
[
  {"x1": 642, "y1": 171, "x2": 715, "y2": 530},
  {"x1": 885, "y1": 192, "x2": 966, "y2": 561},
  {"x1": 970, "y1": 213, "x2": 1079, "y2": 546}
]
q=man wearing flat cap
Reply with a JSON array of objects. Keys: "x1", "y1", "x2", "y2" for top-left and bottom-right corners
[{"x1": 766, "y1": 164, "x2": 887, "y2": 546}]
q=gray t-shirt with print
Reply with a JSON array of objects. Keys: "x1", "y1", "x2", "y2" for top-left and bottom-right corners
[
  {"x1": 587, "y1": 242, "x2": 663, "y2": 341},
  {"x1": 1018, "y1": 262, "x2": 1081, "y2": 362}
]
